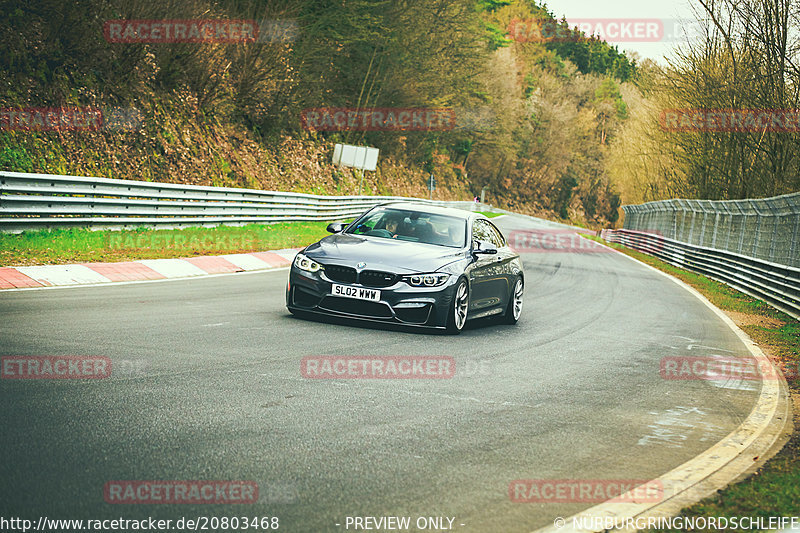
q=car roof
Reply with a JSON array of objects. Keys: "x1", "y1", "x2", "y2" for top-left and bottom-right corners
[{"x1": 377, "y1": 202, "x2": 485, "y2": 220}]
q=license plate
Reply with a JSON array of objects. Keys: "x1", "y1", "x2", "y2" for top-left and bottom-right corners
[{"x1": 331, "y1": 284, "x2": 380, "y2": 301}]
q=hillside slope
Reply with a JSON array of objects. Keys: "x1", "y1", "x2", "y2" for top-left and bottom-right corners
[{"x1": 0, "y1": 0, "x2": 637, "y2": 226}]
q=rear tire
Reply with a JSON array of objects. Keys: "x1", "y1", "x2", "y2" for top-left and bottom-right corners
[
  {"x1": 446, "y1": 279, "x2": 469, "y2": 334},
  {"x1": 502, "y1": 277, "x2": 523, "y2": 325}
]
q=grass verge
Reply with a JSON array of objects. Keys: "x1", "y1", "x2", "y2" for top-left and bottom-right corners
[
  {"x1": 0, "y1": 222, "x2": 334, "y2": 266},
  {"x1": 589, "y1": 235, "x2": 800, "y2": 530}
]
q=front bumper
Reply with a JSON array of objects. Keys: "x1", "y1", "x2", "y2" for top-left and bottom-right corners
[{"x1": 286, "y1": 266, "x2": 458, "y2": 328}]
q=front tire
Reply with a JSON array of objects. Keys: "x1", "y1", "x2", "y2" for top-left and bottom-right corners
[
  {"x1": 446, "y1": 279, "x2": 469, "y2": 334},
  {"x1": 502, "y1": 277, "x2": 523, "y2": 324}
]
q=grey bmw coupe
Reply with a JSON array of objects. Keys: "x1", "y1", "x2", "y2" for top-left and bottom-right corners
[{"x1": 286, "y1": 203, "x2": 524, "y2": 334}]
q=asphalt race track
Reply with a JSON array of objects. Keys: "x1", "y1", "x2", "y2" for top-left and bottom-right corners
[{"x1": 0, "y1": 214, "x2": 761, "y2": 532}]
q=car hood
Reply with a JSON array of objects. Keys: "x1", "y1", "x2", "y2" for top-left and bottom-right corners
[{"x1": 303, "y1": 233, "x2": 465, "y2": 273}]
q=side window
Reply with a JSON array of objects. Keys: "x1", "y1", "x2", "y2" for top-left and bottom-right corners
[
  {"x1": 472, "y1": 220, "x2": 493, "y2": 247},
  {"x1": 486, "y1": 221, "x2": 506, "y2": 247}
]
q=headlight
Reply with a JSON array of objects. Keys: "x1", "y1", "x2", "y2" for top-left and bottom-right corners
[
  {"x1": 403, "y1": 273, "x2": 450, "y2": 287},
  {"x1": 293, "y1": 253, "x2": 323, "y2": 273}
]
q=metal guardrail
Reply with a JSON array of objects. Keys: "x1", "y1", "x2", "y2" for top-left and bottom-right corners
[
  {"x1": 621, "y1": 192, "x2": 800, "y2": 269},
  {"x1": 601, "y1": 228, "x2": 800, "y2": 320},
  {"x1": 0, "y1": 171, "x2": 495, "y2": 233}
]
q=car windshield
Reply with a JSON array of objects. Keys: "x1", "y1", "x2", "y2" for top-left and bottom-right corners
[{"x1": 345, "y1": 208, "x2": 466, "y2": 248}]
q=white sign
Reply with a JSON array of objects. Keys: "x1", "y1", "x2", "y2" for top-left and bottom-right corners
[{"x1": 333, "y1": 143, "x2": 379, "y2": 171}]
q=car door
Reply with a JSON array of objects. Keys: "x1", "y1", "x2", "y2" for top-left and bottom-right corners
[
  {"x1": 467, "y1": 219, "x2": 506, "y2": 313},
  {"x1": 484, "y1": 220, "x2": 517, "y2": 308}
]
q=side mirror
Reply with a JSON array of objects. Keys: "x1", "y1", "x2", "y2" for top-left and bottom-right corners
[
  {"x1": 473, "y1": 240, "x2": 498, "y2": 255},
  {"x1": 327, "y1": 222, "x2": 345, "y2": 234}
]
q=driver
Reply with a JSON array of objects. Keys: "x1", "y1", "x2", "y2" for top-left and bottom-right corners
[{"x1": 382, "y1": 213, "x2": 403, "y2": 237}]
